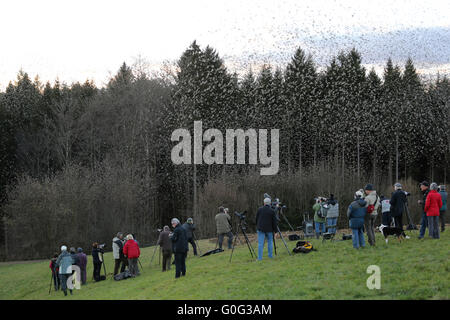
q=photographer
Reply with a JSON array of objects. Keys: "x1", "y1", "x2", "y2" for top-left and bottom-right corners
[
  {"x1": 363, "y1": 184, "x2": 380, "y2": 246},
  {"x1": 123, "y1": 234, "x2": 141, "y2": 277},
  {"x1": 326, "y1": 194, "x2": 339, "y2": 234},
  {"x1": 49, "y1": 253, "x2": 60, "y2": 291},
  {"x1": 56, "y1": 245, "x2": 74, "y2": 296},
  {"x1": 255, "y1": 198, "x2": 277, "y2": 260},
  {"x1": 112, "y1": 232, "x2": 128, "y2": 276},
  {"x1": 346, "y1": 191, "x2": 367, "y2": 249},
  {"x1": 313, "y1": 197, "x2": 326, "y2": 239},
  {"x1": 170, "y1": 218, "x2": 188, "y2": 278},
  {"x1": 182, "y1": 218, "x2": 198, "y2": 256},
  {"x1": 75, "y1": 248, "x2": 87, "y2": 285},
  {"x1": 418, "y1": 181, "x2": 430, "y2": 239},
  {"x1": 215, "y1": 206, "x2": 233, "y2": 250},
  {"x1": 157, "y1": 226, "x2": 173, "y2": 272},
  {"x1": 91, "y1": 242, "x2": 103, "y2": 282},
  {"x1": 390, "y1": 183, "x2": 407, "y2": 230}
]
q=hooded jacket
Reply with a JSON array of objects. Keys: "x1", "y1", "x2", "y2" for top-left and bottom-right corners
[
  {"x1": 364, "y1": 190, "x2": 380, "y2": 216},
  {"x1": 424, "y1": 190, "x2": 443, "y2": 217},
  {"x1": 347, "y1": 198, "x2": 367, "y2": 229},
  {"x1": 123, "y1": 239, "x2": 140, "y2": 259},
  {"x1": 112, "y1": 237, "x2": 124, "y2": 260},
  {"x1": 215, "y1": 212, "x2": 231, "y2": 234}
]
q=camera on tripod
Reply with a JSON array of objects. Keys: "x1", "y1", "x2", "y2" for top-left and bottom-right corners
[
  {"x1": 234, "y1": 211, "x2": 247, "y2": 220},
  {"x1": 98, "y1": 243, "x2": 106, "y2": 250}
]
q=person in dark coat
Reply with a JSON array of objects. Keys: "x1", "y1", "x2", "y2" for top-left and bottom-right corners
[
  {"x1": 418, "y1": 181, "x2": 430, "y2": 239},
  {"x1": 157, "y1": 225, "x2": 173, "y2": 272},
  {"x1": 91, "y1": 242, "x2": 103, "y2": 281},
  {"x1": 347, "y1": 190, "x2": 367, "y2": 249},
  {"x1": 170, "y1": 218, "x2": 188, "y2": 278},
  {"x1": 182, "y1": 218, "x2": 197, "y2": 256},
  {"x1": 49, "y1": 253, "x2": 60, "y2": 291},
  {"x1": 75, "y1": 248, "x2": 87, "y2": 285},
  {"x1": 390, "y1": 183, "x2": 407, "y2": 230},
  {"x1": 438, "y1": 185, "x2": 447, "y2": 232},
  {"x1": 255, "y1": 198, "x2": 278, "y2": 260}
]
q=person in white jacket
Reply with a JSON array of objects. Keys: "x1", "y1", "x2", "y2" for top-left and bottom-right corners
[
  {"x1": 112, "y1": 232, "x2": 127, "y2": 275},
  {"x1": 362, "y1": 184, "x2": 380, "y2": 246}
]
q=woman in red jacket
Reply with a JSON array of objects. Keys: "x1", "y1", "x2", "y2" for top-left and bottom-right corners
[
  {"x1": 425, "y1": 183, "x2": 443, "y2": 239},
  {"x1": 123, "y1": 234, "x2": 141, "y2": 277}
]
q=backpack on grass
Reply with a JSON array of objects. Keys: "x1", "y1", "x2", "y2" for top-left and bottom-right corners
[
  {"x1": 114, "y1": 270, "x2": 132, "y2": 281},
  {"x1": 292, "y1": 240, "x2": 316, "y2": 254}
]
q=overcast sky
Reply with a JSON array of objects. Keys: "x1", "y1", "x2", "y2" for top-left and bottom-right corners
[{"x1": 1, "y1": 0, "x2": 449, "y2": 88}]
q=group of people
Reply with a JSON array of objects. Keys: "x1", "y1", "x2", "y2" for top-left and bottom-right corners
[{"x1": 311, "y1": 181, "x2": 447, "y2": 249}]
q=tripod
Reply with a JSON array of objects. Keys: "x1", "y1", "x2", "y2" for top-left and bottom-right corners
[
  {"x1": 274, "y1": 225, "x2": 292, "y2": 256},
  {"x1": 278, "y1": 207, "x2": 295, "y2": 232},
  {"x1": 229, "y1": 219, "x2": 256, "y2": 262},
  {"x1": 192, "y1": 231, "x2": 202, "y2": 256},
  {"x1": 100, "y1": 251, "x2": 107, "y2": 277},
  {"x1": 404, "y1": 201, "x2": 417, "y2": 231}
]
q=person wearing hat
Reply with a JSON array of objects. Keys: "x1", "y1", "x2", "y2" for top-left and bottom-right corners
[
  {"x1": 170, "y1": 218, "x2": 189, "y2": 278},
  {"x1": 390, "y1": 182, "x2": 407, "y2": 230},
  {"x1": 346, "y1": 190, "x2": 367, "y2": 249},
  {"x1": 363, "y1": 184, "x2": 380, "y2": 246},
  {"x1": 418, "y1": 181, "x2": 430, "y2": 239},
  {"x1": 182, "y1": 217, "x2": 197, "y2": 256},
  {"x1": 255, "y1": 198, "x2": 278, "y2": 260},
  {"x1": 215, "y1": 206, "x2": 233, "y2": 250},
  {"x1": 55, "y1": 245, "x2": 74, "y2": 296},
  {"x1": 75, "y1": 248, "x2": 87, "y2": 285},
  {"x1": 438, "y1": 185, "x2": 447, "y2": 232},
  {"x1": 425, "y1": 183, "x2": 443, "y2": 239}
]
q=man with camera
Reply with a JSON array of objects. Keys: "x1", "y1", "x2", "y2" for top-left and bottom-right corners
[
  {"x1": 170, "y1": 218, "x2": 189, "y2": 278},
  {"x1": 215, "y1": 206, "x2": 233, "y2": 250},
  {"x1": 255, "y1": 198, "x2": 277, "y2": 260},
  {"x1": 91, "y1": 242, "x2": 104, "y2": 282},
  {"x1": 182, "y1": 218, "x2": 198, "y2": 256},
  {"x1": 390, "y1": 183, "x2": 407, "y2": 230},
  {"x1": 157, "y1": 226, "x2": 173, "y2": 272},
  {"x1": 112, "y1": 232, "x2": 128, "y2": 276}
]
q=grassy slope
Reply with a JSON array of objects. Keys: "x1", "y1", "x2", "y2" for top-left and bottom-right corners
[{"x1": 0, "y1": 231, "x2": 448, "y2": 300}]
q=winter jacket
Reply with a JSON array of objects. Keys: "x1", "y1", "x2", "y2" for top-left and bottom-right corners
[
  {"x1": 215, "y1": 212, "x2": 231, "y2": 234},
  {"x1": 256, "y1": 204, "x2": 278, "y2": 233},
  {"x1": 424, "y1": 190, "x2": 443, "y2": 217},
  {"x1": 49, "y1": 258, "x2": 59, "y2": 274},
  {"x1": 123, "y1": 239, "x2": 140, "y2": 259},
  {"x1": 182, "y1": 222, "x2": 196, "y2": 239},
  {"x1": 171, "y1": 224, "x2": 189, "y2": 254},
  {"x1": 421, "y1": 189, "x2": 430, "y2": 211},
  {"x1": 76, "y1": 252, "x2": 87, "y2": 270},
  {"x1": 157, "y1": 230, "x2": 173, "y2": 251},
  {"x1": 92, "y1": 248, "x2": 102, "y2": 264},
  {"x1": 439, "y1": 190, "x2": 447, "y2": 212},
  {"x1": 347, "y1": 198, "x2": 367, "y2": 229},
  {"x1": 363, "y1": 190, "x2": 380, "y2": 216},
  {"x1": 313, "y1": 203, "x2": 325, "y2": 223},
  {"x1": 56, "y1": 251, "x2": 73, "y2": 275},
  {"x1": 390, "y1": 190, "x2": 406, "y2": 217},
  {"x1": 326, "y1": 198, "x2": 339, "y2": 218},
  {"x1": 112, "y1": 237, "x2": 125, "y2": 260},
  {"x1": 70, "y1": 253, "x2": 80, "y2": 266}
]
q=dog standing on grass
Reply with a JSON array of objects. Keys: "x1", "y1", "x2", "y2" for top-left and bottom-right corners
[{"x1": 377, "y1": 225, "x2": 408, "y2": 244}]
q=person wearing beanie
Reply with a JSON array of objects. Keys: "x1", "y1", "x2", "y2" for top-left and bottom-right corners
[
  {"x1": 255, "y1": 197, "x2": 278, "y2": 260},
  {"x1": 347, "y1": 191, "x2": 367, "y2": 249},
  {"x1": 182, "y1": 217, "x2": 198, "y2": 256},
  {"x1": 157, "y1": 226, "x2": 173, "y2": 272},
  {"x1": 170, "y1": 217, "x2": 189, "y2": 278},
  {"x1": 418, "y1": 181, "x2": 430, "y2": 239},
  {"x1": 75, "y1": 248, "x2": 87, "y2": 285},
  {"x1": 390, "y1": 182, "x2": 407, "y2": 230},
  {"x1": 123, "y1": 234, "x2": 140, "y2": 277},
  {"x1": 363, "y1": 184, "x2": 380, "y2": 246},
  {"x1": 215, "y1": 206, "x2": 233, "y2": 250},
  {"x1": 425, "y1": 183, "x2": 443, "y2": 239},
  {"x1": 56, "y1": 245, "x2": 74, "y2": 296},
  {"x1": 438, "y1": 185, "x2": 447, "y2": 232}
]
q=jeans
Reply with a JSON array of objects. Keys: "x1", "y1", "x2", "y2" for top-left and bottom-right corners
[
  {"x1": 427, "y1": 216, "x2": 440, "y2": 239},
  {"x1": 187, "y1": 238, "x2": 198, "y2": 255},
  {"x1": 315, "y1": 221, "x2": 325, "y2": 238},
  {"x1": 218, "y1": 232, "x2": 233, "y2": 249},
  {"x1": 257, "y1": 230, "x2": 273, "y2": 260},
  {"x1": 419, "y1": 212, "x2": 428, "y2": 238},
  {"x1": 326, "y1": 217, "x2": 337, "y2": 234},
  {"x1": 351, "y1": 227, "x2": 365, "y2": 249},
  {"x1": 174, "y1": 252, "x2": 187, "y2": 278}
]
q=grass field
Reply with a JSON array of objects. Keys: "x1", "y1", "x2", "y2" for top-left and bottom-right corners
[{"x1": 0, "y1": 229, "x2": 448, "y2": 300}]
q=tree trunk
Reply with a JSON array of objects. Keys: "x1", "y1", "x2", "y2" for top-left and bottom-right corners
[
  {"x1": 193, "y1": 164, "x2": 197, "y2": 218},
  {"x1": 395, "y1": 134, "x2": 399, "y2": 182},
  {"x1": 388, "y1": 155, "x2": 393, "y2": 186},
  {"x1": 298, "y1": 140, "x2": 302, "y2": 177},
  {"x1": 357, "y1": 129, "x2": 360, "y2": 180}
]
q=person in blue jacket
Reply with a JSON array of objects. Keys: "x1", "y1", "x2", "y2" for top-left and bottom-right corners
[{"x1": 347, "y1": 190, "x2": 367, "y2": 249}]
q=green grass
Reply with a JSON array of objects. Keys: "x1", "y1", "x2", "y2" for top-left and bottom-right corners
[{"x1": 0, "y1": 231, "x2": 449, "y2": 300}]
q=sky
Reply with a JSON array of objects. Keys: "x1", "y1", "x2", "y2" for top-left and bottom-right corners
[{"x1": 1, "y1": 0, "x2": 449, "y2": 89}]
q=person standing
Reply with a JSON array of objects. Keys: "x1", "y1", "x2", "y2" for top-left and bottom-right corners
[
  {"x1": 347, "y1": 191, "x2": 367, "y2": 249},
  {"x1": 325, "y1": 194, "x2": 339, "y2": 234},
  {"x1": 255, "y1": 198, "x2": 277, "y2": 260},
  {"x1": 75, "y1": 248, "x2": 87, "y2": 285},
  {"x1": 49, "y1": 254, "x2": 60, "y2": 291},
  {"x1": 91, "y1": 243, "x2": 103, "y2": 282},
  {"x1": 438, "y1": 185, "x2": 447, "y2": 232},
  {"x1": 313, "y1": 197, "x2": 326, "y2": 239},
  {"x1": 363, "y1": 184, "x2": 380, "y2": 246},
  {"x1": 215, "y1": 206, "x2": 233, "y2": 250},
  {"x1": 390, "y1": 183, "x2": 407, "y2": 230},
  {"x1": 425, "y1": 183, "x2": 443, "y2": 239},
  {"x1": 418, "y1": 181, "x2": 430, "y2": 239},
  {"x1": 123, "y1": 234, "x2": 141, "y2": 277},
  {"x1": 112, "y1": 232, "x2": 128, "y2": 275},
  {"x1": 170, "y1": 218, "x2": 188, "y2": 278},
  {"x1": 182, "y1": 218, "x2": 198, "y2": 256},
  {"x1": 157, "y1": 226, "x2": 173, "y2": 272},
  {"x1": 56, "y1": 245, "x2": 74, "y2": 296}
]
